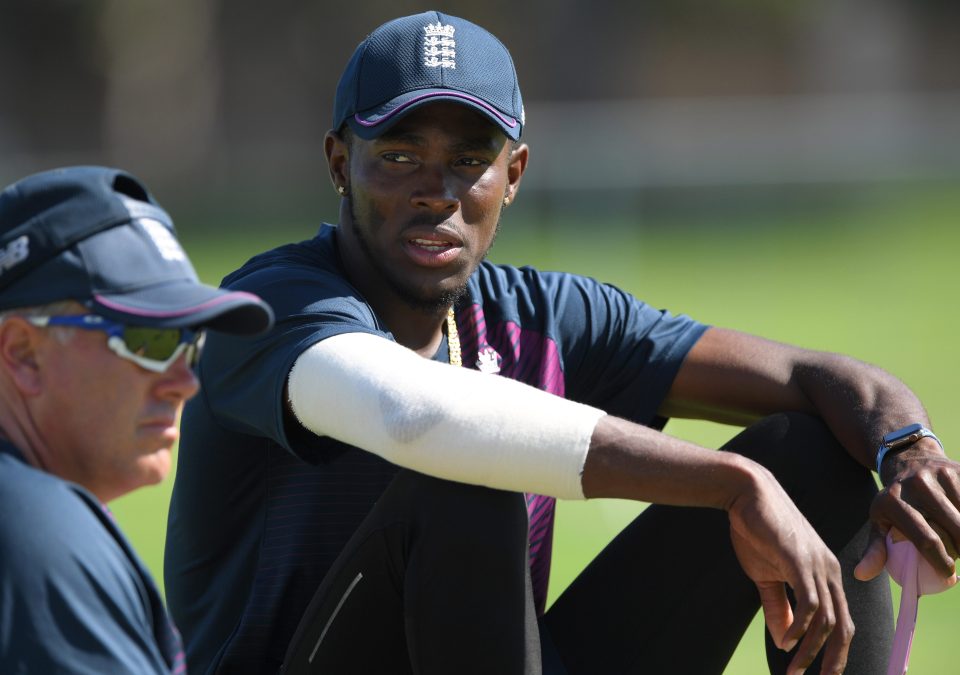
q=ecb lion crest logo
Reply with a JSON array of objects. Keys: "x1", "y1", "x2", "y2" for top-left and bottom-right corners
[
  {"x1": 423, "y1": 22, "x2": 456, "y2": 69},
  {"x1": 475, "y1": 346, "x2": 502, "y2": 374}
]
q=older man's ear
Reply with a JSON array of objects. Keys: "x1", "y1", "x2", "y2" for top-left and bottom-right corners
[{"x1": 0, "y1": 318, "x2": 43, "y2": 397}]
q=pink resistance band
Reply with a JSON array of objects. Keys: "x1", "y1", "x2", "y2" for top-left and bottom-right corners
[{"x1": 885, "y1": 530, "x2": 958, "y2": 675}]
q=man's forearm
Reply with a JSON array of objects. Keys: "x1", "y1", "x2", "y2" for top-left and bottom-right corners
[
  {"x1": 791, "y1": 352, "x2": 942, "y2": 473},
  {"x1": 662, "y1": 327, "x2": 944, "y2": 475},
  {"x1": 582, "y1": 415, "x2": 766, "y2": 509},
  {"x1": 289, "y1": 332, "x2": 768, "y2": 510}
]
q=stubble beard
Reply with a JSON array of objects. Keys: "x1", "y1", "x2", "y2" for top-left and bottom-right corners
[{"x1": 347, "y1": 196, "x2": 501, "y2": 315}]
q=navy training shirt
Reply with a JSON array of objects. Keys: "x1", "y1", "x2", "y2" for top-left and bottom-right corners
[
  {"x1": 165, "y1": 224, "x2": 708, "y2": 674},
  {"x1": 0, "y1": 441, "x2": 185, "y2": 674}
]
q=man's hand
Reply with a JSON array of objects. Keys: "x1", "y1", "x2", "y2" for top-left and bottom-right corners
[
  {"x1": 728, "y1": 466, "x2": 854, "y2": 675},
  {"x1": 582, "y1": 415, "x2": 856, "y2": 672},
  {"x1": 855, "y1": 444, "x2": 960, "y2": 582}
]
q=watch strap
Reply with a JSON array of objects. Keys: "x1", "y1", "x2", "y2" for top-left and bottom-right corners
[{"x1": 876, "y1": 426, "x2": 943, "y2": 475}]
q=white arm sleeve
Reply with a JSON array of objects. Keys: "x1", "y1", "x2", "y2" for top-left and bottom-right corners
[{"x1": 287, "y1": 332, "x2": 606, "y2": 499}]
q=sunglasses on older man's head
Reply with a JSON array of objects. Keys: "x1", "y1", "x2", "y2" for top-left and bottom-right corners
[{"x1": 27, "y1": 314, "x2": 205, "y2": 373}]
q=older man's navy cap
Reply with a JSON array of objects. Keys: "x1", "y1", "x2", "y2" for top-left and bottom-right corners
[
  {"x1": 334, "y1": 11, "x2": 524, "y2": 141},
  {"x1": 0, "y1": 166, "x2": 273, "y2": 334}
]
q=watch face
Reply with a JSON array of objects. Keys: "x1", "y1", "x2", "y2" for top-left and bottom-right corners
[{"x1": 883, "y1": 423, "x2": 926, "y2": 448}]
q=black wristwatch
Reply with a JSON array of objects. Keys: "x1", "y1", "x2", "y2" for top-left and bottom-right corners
[{"x1": 875, "y1": 423, "x2": 942, "y2": 474}]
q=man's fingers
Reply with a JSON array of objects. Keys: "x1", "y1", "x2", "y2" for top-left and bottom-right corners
[
  {"x1": 936, "y1": 467, "x2": 960, "y2": 518},
  {"x1": 778, "y1": 573, "x2": 819, "y2": 654},
  {"x1": 813, "y1": 580, "x2": 854, "y2": 675},
  {"x1": 930, "y1": 520, "x2": 960, "y2": 560},
  {"x1": 893, "y1": 512, "x2": 954, "y2": 575},
  {"x1": 878, "y1": 457, "x2": 960, "y2": 575},
  {"x1": 757, "y1": 581, "x2": 794, "y2": 650},
  {"x1": 784, "y1": 578, "x2": 844, "y2": 675},
  {"x1": 873, "y1": 484, "x2": 955, "y2": 576},
  {"x1": 727, "y1": 476, "x2": 852, "y2": 670},
  {"x1": 906, "y1": 473, "x2": 960, "y2": 558},
  {"x1": 922, "y1": 478, "x2": 960, "y2": 559},
  {"x1": 854, "y1": 531, "x2": 887, "y2": 581}
]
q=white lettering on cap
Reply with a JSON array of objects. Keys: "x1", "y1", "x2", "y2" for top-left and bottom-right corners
[
  {"x1": 0, "y1": 235, "x2": 29, "y2": 274},
  {"x1": 141, "y1": 218, "x2": 186, "y2": 262}
]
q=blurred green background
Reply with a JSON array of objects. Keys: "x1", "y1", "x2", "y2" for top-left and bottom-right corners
[
  {"x1": 111, "y1": 183, "x2": 960, "y2": 673},
  {"x1": 6, "y1": 0, "x2": 960, "y2": 671}
]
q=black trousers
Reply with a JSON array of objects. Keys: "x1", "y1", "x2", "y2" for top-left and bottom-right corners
[{"x1": 281, "y1": 413, "x2": 892, "y2": 675}]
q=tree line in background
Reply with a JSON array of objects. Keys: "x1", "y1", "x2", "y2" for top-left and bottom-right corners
[{"x1": 2, "y1": 0, "x2": 959, "y2": 224}]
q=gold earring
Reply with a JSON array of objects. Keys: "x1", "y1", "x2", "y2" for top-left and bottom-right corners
[{"x1": 503, "y1": 195, "x2": 510, "y2": 207}]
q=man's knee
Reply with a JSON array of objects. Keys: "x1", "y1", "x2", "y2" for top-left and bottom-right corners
[
  {"x1": 722, "y1": 412, "x2": 877, "y2": 514},
  {"x1": 379, "y1": 470, "x2": 530, "y2": 547}
]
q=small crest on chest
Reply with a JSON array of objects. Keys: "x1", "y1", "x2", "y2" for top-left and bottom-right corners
[{"x1": 475, "y1": 346, "x2": 502, "y2": 374}]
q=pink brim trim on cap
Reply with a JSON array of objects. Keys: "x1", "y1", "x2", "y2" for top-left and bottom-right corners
[
  {"x1": 93, "y1": 291, "x2": 262, "y2": 318},
  {"x1": 355, "y1": 91, "x2": 518, "y2": 129}
]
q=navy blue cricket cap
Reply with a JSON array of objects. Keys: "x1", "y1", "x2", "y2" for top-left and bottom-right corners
[
  {"x1": 0, "y1": 166, "x2": 274, "y2": 334},
  {"x1": 334, "y1": 11, "x2": 524, "y2": 141}
]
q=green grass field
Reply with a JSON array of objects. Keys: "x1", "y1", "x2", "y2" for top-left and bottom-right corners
[{"x1": 111, "y1": 184, "x2": 959, "y2": 673}]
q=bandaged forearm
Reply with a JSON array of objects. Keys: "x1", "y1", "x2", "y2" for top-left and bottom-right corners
[{"x1": 287, "y1": 332, "x2": 605, "y2": 499}]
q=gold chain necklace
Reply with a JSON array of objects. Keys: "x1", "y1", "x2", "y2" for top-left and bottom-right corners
[{"x1": 446, "y1": 307, "x2": 462, "y2": 367}]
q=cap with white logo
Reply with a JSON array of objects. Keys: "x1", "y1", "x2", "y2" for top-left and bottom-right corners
[
  {"x1": 0, "y1": 166, "x2": 273, "y2": 334},
  {"x1": 333, "y1": 11, "x2": 525, "y2": 141}
]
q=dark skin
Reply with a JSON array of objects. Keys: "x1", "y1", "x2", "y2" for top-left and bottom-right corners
[
  {"x1": 325, "y1": 103, "x2": 526, "y2": 356},
  {"x1": 587, "y1": 332, "x2": 959, "y2": 674},
  {"x1": 323, "y1": 101, "x2": 960, "y2": 674}
]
